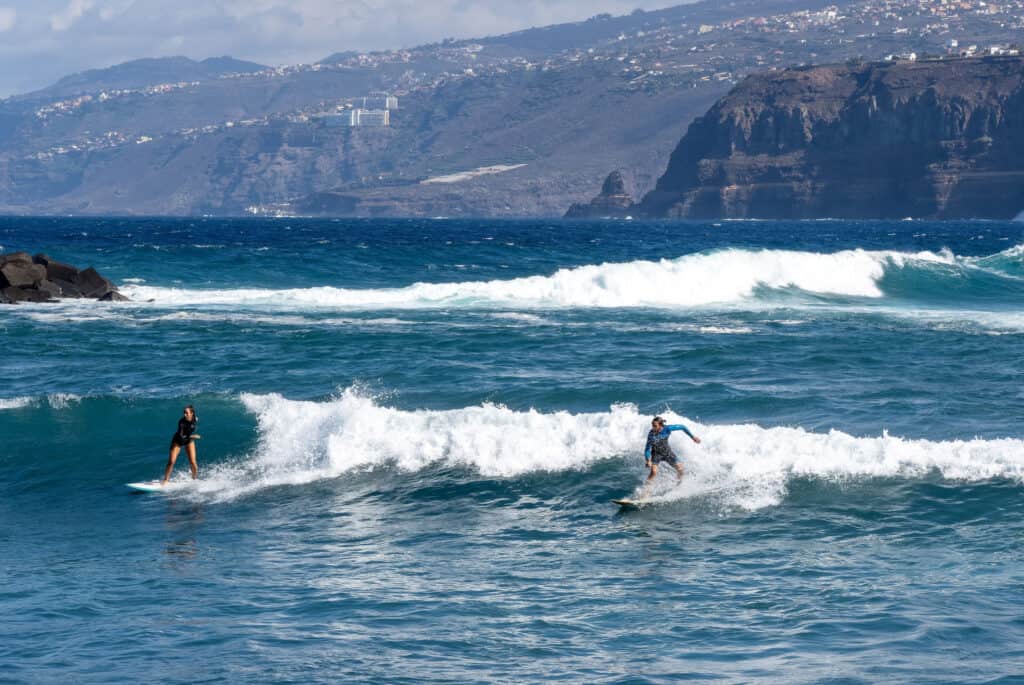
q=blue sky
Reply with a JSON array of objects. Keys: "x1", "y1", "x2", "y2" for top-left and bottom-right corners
[{"x1": 0, "y1": 0, "x2": 677, "y2": 96}]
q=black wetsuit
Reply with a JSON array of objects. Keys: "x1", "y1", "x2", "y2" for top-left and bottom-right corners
[
  {"x1": 644, "y1": 424, "x2": 694, "y2": 465},
  {"x1": 170, "y1": 416, "x2": 198, "y2": 448}
]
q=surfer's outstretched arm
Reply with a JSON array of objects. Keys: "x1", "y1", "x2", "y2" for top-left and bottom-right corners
[{"x1": 666, "y1": 424, "x2": 701, "y2": 443}]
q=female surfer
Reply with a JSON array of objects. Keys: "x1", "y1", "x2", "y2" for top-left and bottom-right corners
[{"x1": 161, "y1": 405, "x2": 201, "y2": 485}]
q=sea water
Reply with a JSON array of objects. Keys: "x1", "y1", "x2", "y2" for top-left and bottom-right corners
[{"x1": 1, "y1": 217, "x2": 1023, "y2": 683}]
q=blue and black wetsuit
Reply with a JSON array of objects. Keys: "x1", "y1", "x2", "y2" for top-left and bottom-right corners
[
  {"x1": 644, "y1": 424, "x2": 694, "y2": 466},
  {"x1": 170, "y1": 416, "x2": 198, "y2": 448}
]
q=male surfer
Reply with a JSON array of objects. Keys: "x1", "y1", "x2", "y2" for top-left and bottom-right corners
[
  {"x1": 161, "y1": 405, "x2": 201, "y2": 485},
  {"x1": 644, "y1": 416, "x2": 700, "y2": 485}
]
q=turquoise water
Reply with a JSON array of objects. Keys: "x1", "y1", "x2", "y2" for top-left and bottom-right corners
[{"x1": 2, "y1": 217, "x2": 1023, "y2": 683}]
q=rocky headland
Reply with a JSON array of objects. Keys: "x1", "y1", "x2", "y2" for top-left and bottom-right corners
[
  {"x1": 0, "y1": 253, "x2": 126, "y2": 304},
  {"x1": 572, "y1": 56, "x2": 1024, "y2": 219},
  {"x1": 564, "y1": 170, "x2": 636, "y2": 218}
]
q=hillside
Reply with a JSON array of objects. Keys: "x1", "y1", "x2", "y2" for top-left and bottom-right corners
[
  {"x1": 2, "y1": 0, "x2": 1023, "y2": 216},
  {"x1": 23, "y1": 57, "x2": 269, "y2": 101},
  {"x1": 631, "y1": 56, "x2": 1024, "y2": 219}
]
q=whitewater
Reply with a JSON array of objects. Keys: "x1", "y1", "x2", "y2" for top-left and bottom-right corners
[
  {"x1": 118, "y1": 243, "x2": 1024, "y2": 309},
  {"x1": 2, "y1": 217, "x2": 1023, "y2": 684},
  {"x1": 163, "y1": 389, "x2": 1024, "y2": 510}
]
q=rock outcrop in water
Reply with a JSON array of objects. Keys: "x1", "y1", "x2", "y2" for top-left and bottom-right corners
[
  {"x1": 624, "y1": 56, "x2": 1024, "y2": 219},
  {"x1": 0, "y1": 253, "x2": 125, "y2": 304},
  {"x1": 564, "y1": 170, "x2": 636, "y2": 218}
]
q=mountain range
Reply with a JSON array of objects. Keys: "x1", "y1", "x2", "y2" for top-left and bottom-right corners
[{"x1": 1, "y1": 0, "x2": 1022, "y2": 217}]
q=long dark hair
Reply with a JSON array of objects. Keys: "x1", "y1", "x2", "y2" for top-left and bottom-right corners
[{"x1": 185, "y1": 404, "x2": 198, "y2": 423}]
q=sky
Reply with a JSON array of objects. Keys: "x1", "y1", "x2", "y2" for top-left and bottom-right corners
[{"x1": 0, "y1": 0, "x2": 678, "y2": 97}]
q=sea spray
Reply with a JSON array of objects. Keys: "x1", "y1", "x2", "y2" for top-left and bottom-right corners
[
  {"x1": 186, "y1": 390, "x2": 1024, "y2": 506},
  {"x1": 119, "y1": 246, "x2": 971, "y2": 309},
  {"x1": 0, "y1": 394, "x2": 84, "y2": 410},
  {"x1": 0, "y1": 397, "x2": 35, "y2": 411}
]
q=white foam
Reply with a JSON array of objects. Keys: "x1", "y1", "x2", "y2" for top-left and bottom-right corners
[
  {"x1": 489, "y1": 312, "x2": 553, "y2": 324},
  {"x1": 660, "y1": 422, "x2": 1024, "y2": 509},
  {"x1": 15, "y1": 306, "x2": 416, "y2": 328},
  {"x1": 845, "y1": 305, "x2": 1024, "y2": 334},
  {"x1": 118, "y1": 247, "x2": 959, "y2": 310},
  {"x1": 46, "y1": 393, "x2": 82, "y2": 409},
  {"x1": 0, "y1": 397, "x2": 35, "y2": 410},
  {"x1": 193, "y1": 391, "x2": 1024, "y2": 507},
  {"x1": 698, "y1": 326, "x2": 754, "y2": 334},
  {"x1": 0, "y1": 394, "x2": 82, "y2": 410},
  {"x1": 969, "y1": 243, "x2": 1024, "y2": 278},
  {"x1": 606, "y1": 322, "x2": 756, "y2": 334},
  {"x1": 996, "y1": 244, "x2": 1024, "y2": 259},
  {"x1": 19, "y1": 309, "x2": 111, "y2": 323}
]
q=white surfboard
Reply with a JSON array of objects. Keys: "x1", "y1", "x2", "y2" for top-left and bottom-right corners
[
  {"x1": 612, "y1": 498, "x2": 649, "y2": 510},
  {"x1": 614, "y1": 483, "x2": 731, "y2": 509},
  {"x1": 126, "y1": 480, "x2": 167, "y2": 493}
]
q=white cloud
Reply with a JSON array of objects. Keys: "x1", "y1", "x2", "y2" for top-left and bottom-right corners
[
  {"x1": 0, "y1": 6, "x2": 15, "y2": 31},
  {"x1": 50, "y1": 0, "x2": 95, "y2": 31},
  {"x1": 98, "y1": 0, "x2": 136, "y2": 22}
]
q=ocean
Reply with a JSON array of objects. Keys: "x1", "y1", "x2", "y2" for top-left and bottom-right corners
[{"x1": 1, "y1": 216, "x2": 1023, "y2": 684}]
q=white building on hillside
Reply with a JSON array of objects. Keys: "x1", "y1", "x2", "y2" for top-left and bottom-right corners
[
  {"x1": 361, "y1": 95, "x2": 399, "y2": 110},
  {"x1": 349, "y1": 109, "x2": 390, "y2": 126}
]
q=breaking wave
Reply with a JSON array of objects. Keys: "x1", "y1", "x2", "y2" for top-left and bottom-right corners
[
  {"x1": 116, "y1": 245, "x2": 1024, "y2": 310},
  {"x1": 0, "y1": 397, "x2": 35, "y2": 410},
  {"x1": 0, "y1": 393, "x2": 84, "y2": 410},
  {"x1": 190, "y1": 390, "x2": 1024, "y2": 508}
]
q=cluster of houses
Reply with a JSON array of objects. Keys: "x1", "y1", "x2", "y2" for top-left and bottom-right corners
[
  {"x1": 18, "y1": 0, "x2": 1024, "y2": 164},
  {"x1": 33, "y1": 81, "x2": 202, "y2": 119}
]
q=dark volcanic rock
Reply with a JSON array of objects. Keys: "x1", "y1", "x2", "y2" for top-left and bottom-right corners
[
  {"x1": 34, "y1": 253, "x2": 80, "y2": 283},
  {"x1": 565, "y1": 170, "x2": 636, "y2": 218},
  {"x1": 52, "y1": 278, "x2": 84, "y2": 298},
  {"x1": 75, "y1": 267, "x2": 115, "y2": 298},
  {"x1": 48, "y1": 261, "x2": 80, "y2": 283},
  {"x1": 601, "y1": 170, "x2": 630, "y2": 197},
  {"x1": 0, "y1": 254, "x2": 46, "y2": 288},
  {"x1": 36, "y1": 279, "x2": 63, "y2": 298},
  {"x1": 0, "y1": 252, "x2": 123, "y2": 303},
  {"x1": 2, "y1": 286, "x2": 51, "y2": 303},
  {"x1": 636, "y1": 56, "x2": 1024, "y2": 219}
]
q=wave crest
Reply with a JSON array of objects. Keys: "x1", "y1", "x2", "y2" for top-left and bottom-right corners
[
  {"x1": 191, "y1": 391, "x2": 1024, "y2": 508},
  {"x1": 119, "y1": 246, "x2": 978, "y2": 310},
  {"x1": 0, "y1": 393, "x2": 84, "y2": 410},
  {"x1": 236, "y1": 390, "x2": 643, "y2": 480}
]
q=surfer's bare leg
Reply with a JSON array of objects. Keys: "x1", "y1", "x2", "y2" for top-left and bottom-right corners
[
  {"x1": 162, "y1": 445, "x2": 181, "y2": 485},
  {"x1": 641, "y1": 462, "x2": 657, "y2": 496},
  {"x1": 186, "y1": 442, "x2": 198, "y2": 480},
  {"x1": 673, "y1": 462, "x2": 684, "y2": 482}
]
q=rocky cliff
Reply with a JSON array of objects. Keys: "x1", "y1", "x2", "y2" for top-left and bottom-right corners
[
  {"x1": 632, "y1": 56, "x2": 1024, "y2": 219},
  {"x1": 564, "y1": 170, "x2": 636, "y2": 218}
]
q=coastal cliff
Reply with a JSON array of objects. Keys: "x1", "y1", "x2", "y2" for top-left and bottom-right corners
[
  {"x1": 622, "y1": 56, "x2": 1024, "y2": 219},
  {"x1": 564, "y1": 171, "x2": 636, "y2": 218}
]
